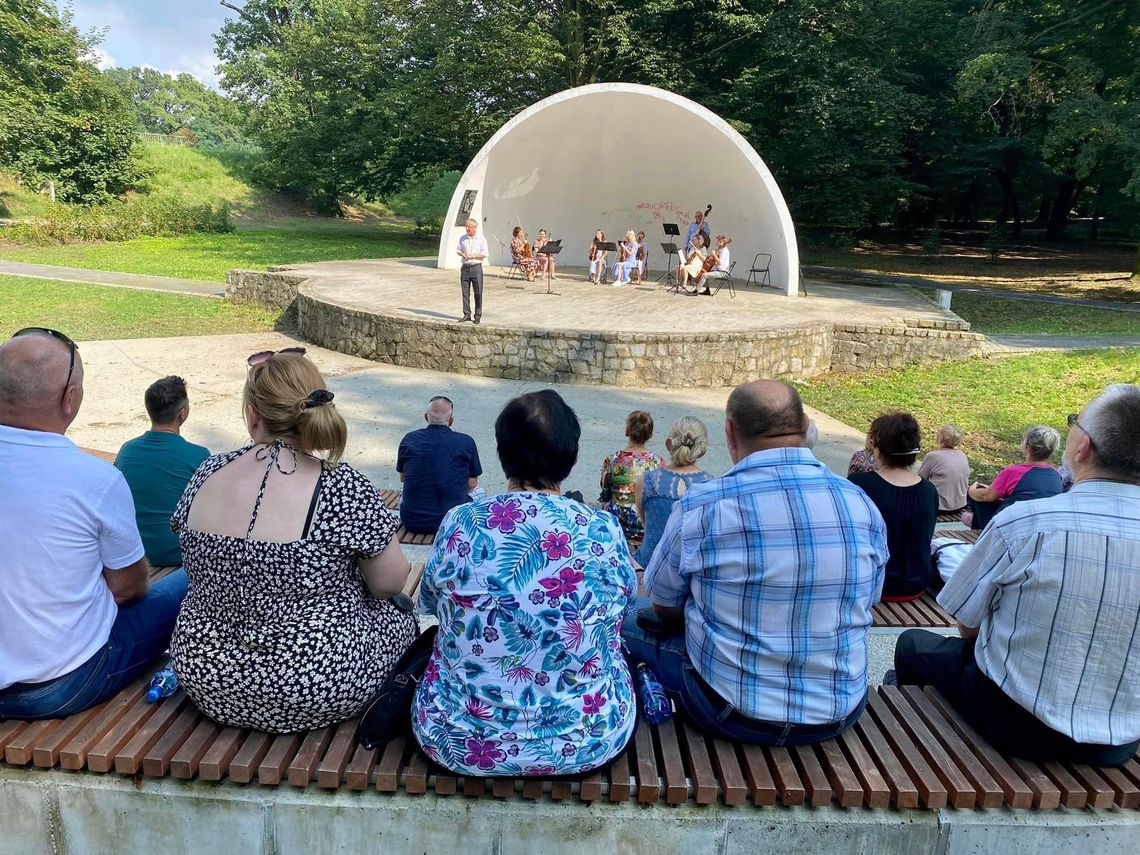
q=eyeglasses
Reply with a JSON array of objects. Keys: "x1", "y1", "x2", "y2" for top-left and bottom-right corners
[
  {"x1": 429, "y1": 395, "x2": 454, "y2": 407},
  {"x1": 12, "y1": 327, "x2": 79, "y2": 402},
  {"x1": 247, "y1": 347, "x2": 306, "y2": 366},
  {"x1": 1067, "y1": 412, "x2": 1096, "y2": 446}
]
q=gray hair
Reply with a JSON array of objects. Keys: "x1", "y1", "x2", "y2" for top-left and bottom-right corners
[
  {"x1": 425, "y1": 396, "x2": 453, "y2": 425},
  {"x1": 667, "y1": 416, "x2": 708, "y2": 466},
  {"x1": 1083, "y1": 384, "x2": 1140, "y2": 483},
  {"x1": 1022, "y1": 424, "x2": 1060, "y2": 461}
]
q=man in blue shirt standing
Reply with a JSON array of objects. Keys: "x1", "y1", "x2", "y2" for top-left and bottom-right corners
[
  {"x1": 624, "y1": 380, "x2": 888, "y2": 746},
  {"x1": 397, "y1": 395, "x2": 482, "y2": 534},
  {"x1": 115, "y1": 376, "x2": 210, "y2": 567},
  {"x1": 684, "y1": 208, "x2": 711, "y2": 254}
]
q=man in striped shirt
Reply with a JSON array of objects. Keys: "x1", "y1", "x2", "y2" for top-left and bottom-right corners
[
  {"x1": 896, "y1": 384, "x2": 1140, "y2": 764},
  {"x1": 625, "y1": 380, "x2": 888, "y2": 745}
]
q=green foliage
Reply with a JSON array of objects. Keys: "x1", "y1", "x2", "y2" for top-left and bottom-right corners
[
  {"x1": 0, "y1": 0, "x2": 138, "y2": 203},
  {"x1": 5, "y1": 196, "x2": 233, "y2": 244},
  {"x1": 921, "y1": 226, "x2": 943, "y2": 257},
  {"x1": 386, "y1": 170, "x2": 461, "y2": 236},
  {"x1": 134, "y1": 143, "x2": 261, "y2": 210},
  {"x1": 985, "y1": 223, "x2": 1007, "y2": 264}
]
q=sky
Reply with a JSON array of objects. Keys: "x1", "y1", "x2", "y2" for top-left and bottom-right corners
[{"x1": 69, "y1": 1, "x2": 233, "y2": 89}]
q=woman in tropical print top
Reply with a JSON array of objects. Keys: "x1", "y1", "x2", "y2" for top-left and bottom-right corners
[{"x1": 412, "y1": 390, "x2": 638, "y2": 776}]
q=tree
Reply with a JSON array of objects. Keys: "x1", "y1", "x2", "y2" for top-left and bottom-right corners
[{"x1": 0, "y1": 0, "x2": 137, "y2": 203}]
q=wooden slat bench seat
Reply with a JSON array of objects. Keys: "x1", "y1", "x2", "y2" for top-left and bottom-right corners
[
  {"x1": 377, "y1": 488, "x2": 439, "y2": 547},
  {"x1": 5, "y1": 683, "x2": 1140, "y2": 812}
]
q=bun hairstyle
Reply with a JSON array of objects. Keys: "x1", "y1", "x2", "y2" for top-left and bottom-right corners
[
  {"x1": 868, "y1": 411, "x2": 922, "y2": 468},
  {"x1": 1022, "y1": 424, "x2": 1060, "y2": 462},
  {"x1": 625, "y1": 410, "x2": 654, "y2": 445},
  {"x1": 243, "y1": 353, "x2": 347, "y2": 463},
  {"x1": 667, "y1": 417, "x2": 708, "y2": 466}
]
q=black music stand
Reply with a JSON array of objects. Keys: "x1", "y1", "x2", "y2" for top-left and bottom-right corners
[
  {"x1": 596, "y1": 241, "x2": 617, "y2": 284},
  {"x1": 537, "y1": 242, "x2": 562, "y2": 295},
  {"x1": 658, "y1": 223, "x2": 681, "y2": 284}
]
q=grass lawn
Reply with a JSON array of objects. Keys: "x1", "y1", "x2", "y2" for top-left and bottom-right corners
[
  {"x1": 798, "y1": 348, "x2": 1140, "y2": 480},
  {"x1": 933, "y1": 290, "x2": 1140, "y2": 337},
  {"x1": 0, "y1": 275, "x2": 279, "y2": 341},
  {"x1": 0, "y1": 226, "x2": 435, "y2": 282}
]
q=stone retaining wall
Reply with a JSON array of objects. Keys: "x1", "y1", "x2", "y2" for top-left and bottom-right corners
[{"x1": 226, "y1": 269, "x2": 985, "y2": 387}]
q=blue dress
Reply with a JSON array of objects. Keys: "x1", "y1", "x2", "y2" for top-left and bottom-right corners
[
  {"x1": 611, "y1": 240, "x2": 639, "y2": 282},
  {"x1": 634, "y1": 468, "x2": 714, "y2": 565}
]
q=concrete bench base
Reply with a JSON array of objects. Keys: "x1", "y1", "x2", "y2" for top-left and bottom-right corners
[{"x1": 4, "y1": 768, "x2": 1139, "y2": 855}]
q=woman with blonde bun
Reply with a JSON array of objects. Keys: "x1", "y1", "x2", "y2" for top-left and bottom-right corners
[
  {"x1": 633, "y1": 417, "x2": 713, "y2": 565},
  {"x1": 170, "y1": 348, "x2": 417, "y2": 734}
]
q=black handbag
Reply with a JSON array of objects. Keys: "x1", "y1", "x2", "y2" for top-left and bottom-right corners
[{"x1": 358, "y1": 624, "x2": 439, "y2": 750}]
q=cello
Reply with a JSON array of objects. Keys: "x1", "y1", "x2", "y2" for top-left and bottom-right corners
[{"x1": 695, "y1": 237, "x2": 731, "y2": 284}]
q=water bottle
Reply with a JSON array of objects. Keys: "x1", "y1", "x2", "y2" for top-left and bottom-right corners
[
  {"x1": 637, "y1": 663, "x2": 672, "y2": 724},
  {"x1": 146, "y1": 665, "x2": 178, "y2": 703}
]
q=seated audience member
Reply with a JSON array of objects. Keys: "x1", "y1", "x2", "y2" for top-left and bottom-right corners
[
  {"x1": 413, "y1": 390, "x2": 637, "y2": 776},
  {"x1": 170, "y1": 349, "x2": 416, "y2": 733},
  {"x1": 847, "y1": 431, "x2": 878, "y2": 475},
  {"x1": 115, "y1": 376, "x2": 210, "y2": 567},
  {"x1": 397, "y1": 395, "x2": 482, "y2": 535},
  {"x1": 917, "y1": 424, "x2": 970, "y2": 514},
  {"x1": 624, "y1": 381, "x2": 888, "y2": 745},
  {"x1": 849, "y1": 413, "x2": 939, "y2": 601},
  {"x1": 600, "y1": 410, "x2": 664, "y2": 550},
  {"x1": 964, "y1": 425, "x2": 1062, "y2": 529},
  {"x1": 895, "y1": 384, "x2": 1140, "y2": 765},
  {"x1": 633, "y1": 417, "x2": 713, "y2": 566},
  {"x1": 0, "y1": 328, "x2": 186, "y2": 720}
]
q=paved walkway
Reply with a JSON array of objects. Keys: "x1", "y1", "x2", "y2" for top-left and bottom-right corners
[
  {"x1": 985, "y1": 334, "x2": 1140, "y2": 353},
  {"x1": 0, "y1": 260, "x2": 222, "y2": 297},
  {"x1": 804, "y1": 265, "x2": 1140, "y2": 312}
]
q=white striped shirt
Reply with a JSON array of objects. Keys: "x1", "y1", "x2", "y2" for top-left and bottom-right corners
[{"x1": 938, "y1": 480, "x2": 1140, "y2": 746}]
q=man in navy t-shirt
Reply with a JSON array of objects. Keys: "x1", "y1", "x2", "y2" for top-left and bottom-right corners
[{"x1": 397, "y1": 395, "x2": 482, "y2": 534}]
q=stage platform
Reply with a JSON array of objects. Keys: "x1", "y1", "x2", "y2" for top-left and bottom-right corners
[{"x1": 226, "y1": 258, "x2": 985, "y2": 388}]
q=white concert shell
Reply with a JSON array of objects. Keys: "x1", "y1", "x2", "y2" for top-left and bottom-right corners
[{"x1": 438, "y1": 83, "x2": 800, "y2": 296}]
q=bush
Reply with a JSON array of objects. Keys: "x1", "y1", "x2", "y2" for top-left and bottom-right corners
[
  {"x1": 386, "y1": 169, "x2": 460, "y2": 237},
  {"x1": 6, "y1": 196, "x2": 233, "y2": 244},
  {"x1": 986, "y1": 223, "x2": 1007, "y2": 264},
  {"x1": 921, "y1": 225, "x2": 943, "y2": 257}
]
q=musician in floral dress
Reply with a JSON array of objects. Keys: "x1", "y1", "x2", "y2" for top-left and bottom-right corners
[{"x1": 510, "y1": 226, "x2": 537, "y2": 281}]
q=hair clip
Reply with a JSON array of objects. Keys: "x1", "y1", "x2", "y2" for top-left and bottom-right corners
[{"x1": 301, "y1": 389, "x2": 334, "y2": 410}]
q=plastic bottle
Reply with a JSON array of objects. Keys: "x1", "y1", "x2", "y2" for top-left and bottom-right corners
[
  {"x1": 636, "y1": 663, "x2": 672, "y2": 724},
  {"x1": 146, "y1": 665, "x2": 178, "y2": 703}
]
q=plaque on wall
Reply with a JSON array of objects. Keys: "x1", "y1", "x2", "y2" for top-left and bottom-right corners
[{"x1": 455, "y1": 190, "x2": 478, "y2": 226}]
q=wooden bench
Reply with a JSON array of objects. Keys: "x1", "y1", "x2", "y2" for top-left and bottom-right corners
[
  {"x1": 377, "y1": 488, "x2": 438, "y2": 546},
  {"x1": 3, "y1": 681, "x2": 1138, "y2": 811}
]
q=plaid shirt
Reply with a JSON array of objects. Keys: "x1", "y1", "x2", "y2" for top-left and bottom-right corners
[
  {"x1": 939, "y1": 480, "x2": 1140, "y2": 746},
  {"x1": 644, "y1": 448, "x2": 888, "y2": 725}
]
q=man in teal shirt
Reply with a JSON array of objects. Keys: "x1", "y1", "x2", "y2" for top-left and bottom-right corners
[{"x1": 115, "y1": 376, "x2": 210, "y2": 567}]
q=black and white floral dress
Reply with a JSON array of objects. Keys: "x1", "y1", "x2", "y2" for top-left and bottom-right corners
[{"x1": 170, "y1": 446, "x2": 417, "y2": 734}]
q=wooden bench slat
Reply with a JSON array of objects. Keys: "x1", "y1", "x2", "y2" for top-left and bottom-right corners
[
  {"x1": 344, "y1": 743, "x2": 377, "y2": 791},
  {"x1": 837, "y1": 724, "x2": 892, "y2": 808},
  {"x1": 171, "y1": 718, "x2": 220, "y2": 779},
  {"x1": 817, "y1": 738, "x2": 864, "y2": 808},
  {"x1": 872, "y1": 603, "x2": 901, "y2": 628},
  {"x1": 792, "y1": 743, "x2": 834, "y2": 807},
  {"x1": 375, "y1": 736, "x2": 406, "y2": 792},
  {"x1": 579, "y1": 769, "x2": 603, "y2": 802},
  {"x1": 1007, "y1": 757, "x2": 1063, "y2": 809},
  {"x1": 36, "y1": 702, "x2": 112, "y2": 768},
  {"x1": 607, "y1": 743, "x2": 633, "y2": 802},
  {"x1": 767, "y1": 746, "x2": 806, "y2": 806},
  {"x1": 88, "y1": 691, "x2": 162, "y2": 772},
  {"x1": 407, "y1": 749, "x2": 431, "y2": 794},
  {"x1": 462, "y1": 774, "x2": 486, "y2": 797},
  {"x1": 402, "y1": 563, "x2": 426, "y2": 598},
  {"x1": 229, "y1": 731, "x2": 273, "y2": 784},
  {"x1": 632, "y1": 720, "x2": 660, "y2": 803},
  {"x1": 434, "y1": 764, "x2": 458, "y2": 795},
  {"x1": 550, "y1": 779, "x2": 573, "y2": 801},
  {"x1": 258, "y1": 732, "x2": 304, "y2": 786},
  {"x1": 886, "y1": 602, "x2": 918, "y2": 627},
  {"x1": 867, "y1": 691, "x2": 948, "y2": 809},
  {"x1": 709, "y1": 735, "x2": 748, "y2": 805},
  {"x1": 1041, "y1": 761, "x2": 1089, "y2": 809},
  {"x1": 738, "y1": 743, "x2": 777, "y2": 806},
  {"x1": 316, "y1": 719, "x2": 359, "y2": 789},
  {"x1": 113, "y1": 692, "x2": 191, "y2": 775},
  {"x1": 1099, "y1": 764, "x2": 1140, "y2": 809},
  {"x1": 61, "y1": 680, "x2": 149, "y2": 771},
  {"x1": 680, "y1": 719, "x2": 718, "y2": 804},
  {"x1": 655, "y1": 718, "x2": 689, "y2": 805},
  {"x1": 880, "y1": 686, "x2": 983, "y2": 809},
  {"x1": 287, "y1": 726, "x2": 333, "y2": 787},
  {"x1": 1068, "y1": 764, "x2": 1117, "y2": 810},
  {"x1": 522, "y1": 778, "x2": 544, "y2": 800},
  {"x1": 200, "y1": 727, "x2": 246, "y2": 782},
  {"x1": 853, "y1": 703, "x2": 920, "y2": 809},
  {"x1": 141, "y1": 704, "x2": 202, "y2": 777},
  {"x1": 5, "y1": 718, "x2": 61, "y2": 765},
  {"x1": 921, "y1": 688, "x2": 1033, "y2": 809},
  {"x1": 492, "y1": 777, "x2": 515, "y2": 799}
]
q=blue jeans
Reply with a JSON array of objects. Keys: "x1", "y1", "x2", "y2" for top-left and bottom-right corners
[
  {"x1": 0, "y1": 569, "x2": 188, "y2": 720},
  {"x1": 622, "y1": 613, "x2": 866, "y2": 746}
]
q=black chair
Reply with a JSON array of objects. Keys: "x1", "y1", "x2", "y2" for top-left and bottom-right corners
[
  {"x1": 705, "y1": 260, "x2": 737, "y2": 298},
  {"x1": 505, "y1": 260, "x2": 524, "y2": 280},
  {"x1": 746, "y1": 252, "x2": 772, "y2": 289}
]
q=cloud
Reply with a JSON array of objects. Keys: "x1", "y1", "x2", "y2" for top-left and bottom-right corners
[{"x1": 85, "y1": 46, "x2": 117, "y2": 70}]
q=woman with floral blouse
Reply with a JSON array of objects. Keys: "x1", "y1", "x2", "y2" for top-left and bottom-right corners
[{"x1": 412, "y1": 390, "x2": 637, "y2": 777}]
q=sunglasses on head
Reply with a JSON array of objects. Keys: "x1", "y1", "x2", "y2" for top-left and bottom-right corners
[
  {"x1": 12, "y1": 327, "x2": 79, "y2": 402},
  {"x1": 247, "y1": 347, "x2": 306, "y2": 366},
  {"x1": 429, "y1": 395, "x2": 454, "y2": 407}
]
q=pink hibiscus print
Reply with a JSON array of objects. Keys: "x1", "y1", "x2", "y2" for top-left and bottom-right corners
[
  {"x1": 537, "y1": 567, "x2": 585, "y2": 598},
  {"x1": 465, "y1": 697, "x2": 494, "y2": 720},
  {"x1": 450, "y1": 593, "x2": 477, "y2": 608},
  {"x1": 583, "y1": 692, "x2": 606, "y2": 715},
  {"x1": 487, "y1": 498, "x2": 526, "y2": 533},
  {"x1": 464, "y1": 738, "x2": 507, "y2": 771},
  {"x1": 540, "y1": 531, "x2": 572, "y2": 561},
  {"x1": 578, "y1": 654, "x2": 600, "y2": 678},
  {"x1": 523, "y1": 764, "x2": 557, "y2": 776}
]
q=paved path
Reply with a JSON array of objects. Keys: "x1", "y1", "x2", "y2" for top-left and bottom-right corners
[
  {"x1": 985, "y1": 334, "x2": 1140, "y2": 353},
  {"x1": 0, "y1": 260, "x2": 223, "y2": 297},
  {"x1": 804, "y1": 265, "x2": 1140, "y2": 313}
]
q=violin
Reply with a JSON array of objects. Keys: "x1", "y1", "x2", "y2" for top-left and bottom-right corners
[{"x1": 521, "y1": 239, "x2": 532, "y2": 259}]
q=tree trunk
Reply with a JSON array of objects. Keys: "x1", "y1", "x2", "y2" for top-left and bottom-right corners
[
  {"x1": 992, "y1": 169, "x2": 1022, "y2": 238},
  {"x1": 1046, "y1": 177, "x2": 1077, "y2": 240},
  {"x1": 1035, "y1": 195, "x2": 1051, "y2": 226},
  {"x1": 1133, "y1": 244, "x2": 1139, "y2": 279}
]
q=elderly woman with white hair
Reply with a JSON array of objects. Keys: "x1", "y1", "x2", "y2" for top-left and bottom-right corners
[
  {"x1": 632, "y1": 417, "x2": 714, "y2": 566},
  {"x1": 964, "y1": 424, "x2": 1063, "y2": 530}
]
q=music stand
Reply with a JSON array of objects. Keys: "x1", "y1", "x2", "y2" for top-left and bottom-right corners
[
  {"x1": 596, "y1": 241, "x2": 617, "y2": 284},
  {"x1": 658, "y1": 224, "x2": 681, "y2": 284},
  {"x1": 537, "y1": 242, "x2": 562, "y2": 295}
]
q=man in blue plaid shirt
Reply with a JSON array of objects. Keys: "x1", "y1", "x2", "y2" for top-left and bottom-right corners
[{"x1": 624, "y1": 380, "x2": 888, "y2": 745}]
